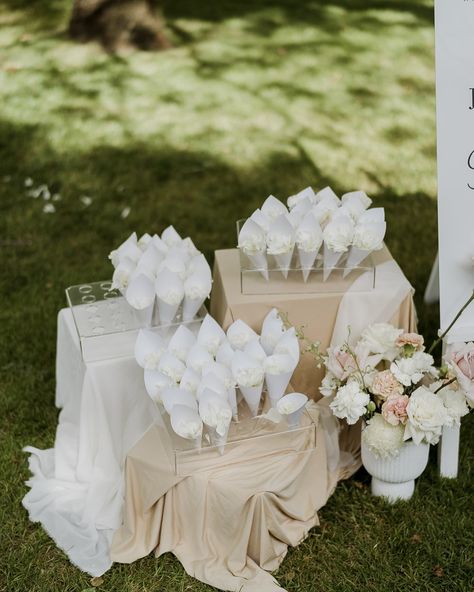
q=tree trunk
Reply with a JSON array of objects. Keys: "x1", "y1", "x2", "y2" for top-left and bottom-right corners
[{"x1": 69, "y1": 0, "x2": 171, "y2": 52}]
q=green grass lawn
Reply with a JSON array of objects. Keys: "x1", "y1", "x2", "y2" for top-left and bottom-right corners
[{"x1": 1, "y1": 1, "x2": 473, "y2": 590}]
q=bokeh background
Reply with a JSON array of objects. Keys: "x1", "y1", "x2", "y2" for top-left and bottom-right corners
[{"x1": 1, "y1": 1, "x2": 472, "y2": 591}]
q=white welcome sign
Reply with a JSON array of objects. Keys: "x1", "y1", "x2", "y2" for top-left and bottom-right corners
[{"x1": 435, "y1": 0, "x2": 474, "y2": 343}]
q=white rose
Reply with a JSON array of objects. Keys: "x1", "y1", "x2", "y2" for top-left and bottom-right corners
[
  {"x1": 404, "y1": 386, "x2": 448, "y2": 445},
  {"x1": 322, "y1": 216, "x2": 354, "y2": 252},
  {"x1": 359, "y1": 323, "x2": 403, "y2": 361},
  {"x1": 391, "y1": 352, "x2": 436, "y2": 387},
  {"x1": 329, "y1": 380, "x2": 370, "y2": 424},
  {"x1": 432, "y1": 384, "x2": 469, "y2": 427},
  {"x1": 362, "y1": 413, "x2": 404, "y2": 458}
]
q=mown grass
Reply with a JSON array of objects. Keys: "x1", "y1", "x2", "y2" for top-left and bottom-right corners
[{"x1": 0, "y1": 1, "x2": 472, "y2": 591}]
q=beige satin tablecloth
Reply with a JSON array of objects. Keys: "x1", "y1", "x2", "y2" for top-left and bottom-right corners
[{"x1": 111, "y1": 246, "x2": 416, "y2": 592}]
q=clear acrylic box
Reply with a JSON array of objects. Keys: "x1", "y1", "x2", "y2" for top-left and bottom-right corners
[
  {"x1": 66, "y1": 281, "x2": 207, "y2": 363},
  {"x1": 237, "y1": 219, "x2": 376, "y2": 295},
  {"x1": 158, "y1": 392, "x2": 317, "y2": 476}
]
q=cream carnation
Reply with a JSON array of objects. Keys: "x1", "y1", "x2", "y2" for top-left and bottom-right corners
[
  {"x1": 352, "y1": 223, "x2": 384, "y2": 251},
  {"x1": 404, "y1": 386, "x2": 448, "y2": 445},
  {"x1": 264, "y1": 354, "x2": 294, "y2": 375},
  {"x1": 433, "y1": 384, "x2": 469, "y2": 427},
  {"x1": 329, "y1": 380, "x2": 370, "y2": 425},
  {"x1": 362, "y1": 413, "x2": 404, "y2": 458},
  {"x1": 391, "y1": 352, "x2": 436, "y2": 387},
  {"x1": 238, "y1": 234, "x2": 266, "y2": 254}
]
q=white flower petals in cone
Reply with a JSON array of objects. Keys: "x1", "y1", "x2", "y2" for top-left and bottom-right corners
[
  {"x1": 134, "y1": 329, "x2": 166, "y2": 369},
  {"x1": 274, "y1": 327, "x2": 300, "y2": 367},
  {"x1": 125, "y1": 273, "x2": 155, "y2": 325},
  {"x1": 232, "y1": 351, "x2": 264, "y2": 417},
  {"x1": 161, "y1": 387, "x2": 197, "y2": 414},
  {"x1": 198, "y1": 390, "x2": 232, "y2": 454},
  {"x1": 343, "y1": 220, "x2": 386, "y2": 278},
  {"x1": 266, "y1": 214, "x2": 295, "y2": 279},
  {"x1": 238, "y1": 218, "x2": 269, "y2": 280},
  {"x1": 322, "y1": 214, "x2": 354, "y2": 280},
  {"x1": 265, "y1": 354, "x2": 296, "y2": 407},
  {"x1": 197, "y1": 314, "x2": 226, "y2": 356},
  {"x1": 186, "y1": 344, "x2": 214, "y2": 375},
  {"x1": 260, "y1": 308, "x2": 285, "y2": 355},
  {"x1": 144, "y1": 370, "x2": 173, "y2": 403},
  {"x1": 296, "y1": 212, "x2": 323, "y2": 281},
  {"x1": 227, "y1": 319, "x2": 258, "y2": 350},
  {"x1": 161, "y1": 225, "x2": 182, "y2": 247},
  {"x1": 183, "y1": 267, "x2": 212, "y2": 321},
  {"x1": 170, "y1": 404, "x2": 203, "y2": 448},
  {"x1": 158, "y1": 352, "x2": 186, "y2": 384},
  {"x1": 261, "y1": 195, "x2": 288, "y2": 221},
  {"x1": 155, "y1": 268, "x2": 184, "y2": 325},
  {"x1": 167, "y1": 325, "x2": 196, "y2": 363},
  {"x1": 244, "y1": 339, "x2": 267, "y2": 364},
  {"x1": 277, "y1": 393, "x2": 308, "y2": 428}
]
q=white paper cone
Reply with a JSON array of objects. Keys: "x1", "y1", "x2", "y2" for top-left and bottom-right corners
[
  {"x1": 277, "y1": 393, "x2": 308, "y2": 428},
  {"x1": 265, "y1": 371, "x2": 293, "y2": 407},
  {"x1": 162, "y1": 387, "x2": 197, "y2": 414},
  {"x1": 157, "y1": 297, "x2": 181, "y2": 325},
  {"x1": 182, "y1": 296, "x2": 204, "y2": 321},
  {"x1": 239, "y1": 384, "x2": 263, "y2": 417},
  {"x1": 343, "y1": 247, "x2": 370, "y2": 278},
  {"x1": 133, "y1": 300, "x2": 155, "y2": 327},
  {"x1": 273, "y1": 248, "x2": 294, "y2": 279},
  {"x1": 298, "y1": 248, "x2": 319, "y2": 282},
  {"x1": 245, "y1": 251, "x2": 269, "y2": 280},
  {"x1": 323, "y1": 243, "x2": 344, "y2": 281},
  {"x1": 170, "y1": 404, "x2": 203, "y2": 445}
]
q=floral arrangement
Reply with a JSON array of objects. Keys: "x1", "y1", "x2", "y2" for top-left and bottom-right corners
[
  {"x1": 317, "y1": 294, "x2": 474, "y2": 458},
  {"x1": 237, "y1": 186, "x2": 386, "y2": 281}
]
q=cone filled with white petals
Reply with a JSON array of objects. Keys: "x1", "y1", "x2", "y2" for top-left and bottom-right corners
[
  {"x1": 264, "y1": 354, "x2": 296, "y2": 408},
  {"x1": 238, "y1": 218, "x2": 269, "y2": 280},
  {"x1": 266, "y1": 214, "x2": 295, "y2": 279},
  {"x1": 231, "y1": 351, "x2": 265, "y2": 417},
  {"x1": 277, "y1": 393, "x2": 308, "y2": 428},
  {"x1": 170, "y1": 404, "x2": 203, "y2": 449}
]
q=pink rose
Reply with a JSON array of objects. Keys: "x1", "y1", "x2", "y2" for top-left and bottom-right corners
[
  {"x1": 371, "y1": 370, "x2": 404, "y2": 400},
  {"x1": 396, "y1": 332, "x2": 424, "y2": 350},
  {"x1": 381, "y1": 394, "x2": 409, "y2": 425},
  {"x1": 449, "y1": 342, "x2": 474, "y2": 405},
  {"x1": 326, "y1": 345, "x2": 368, "y2": 381}
]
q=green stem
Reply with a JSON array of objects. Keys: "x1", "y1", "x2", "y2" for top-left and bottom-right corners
[
  {"x1": 433, "y1": 377, "x2": 457, "y2": 394},
  {"x1": 428, "y1": 290, "x2": 474, "y2": 355}
]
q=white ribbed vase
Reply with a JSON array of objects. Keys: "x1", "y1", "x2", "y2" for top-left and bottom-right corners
[{"x1": 361, "y1": 438, "x2": 430, "y2": 503}]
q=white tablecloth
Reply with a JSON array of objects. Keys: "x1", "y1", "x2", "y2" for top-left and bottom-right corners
[{"x1": 22, "y1": 309, "x2": 158, "y2": 576}]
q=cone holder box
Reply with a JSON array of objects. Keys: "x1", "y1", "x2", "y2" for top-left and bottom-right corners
[
  {"x1": 158, "y1": 391, "x2": 317, "y2": 476},
  {"x1": 237, "y1": 219, "x2": 376, "y2": 295},
  {"x1": 66, "y1": 281, "x2": 207, "y2": 363}
]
